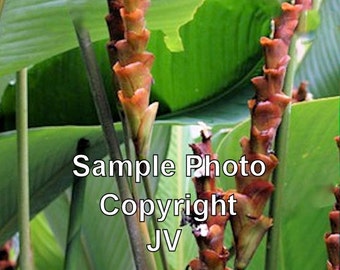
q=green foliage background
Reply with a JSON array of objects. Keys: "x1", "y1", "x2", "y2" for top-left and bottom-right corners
[{"x1": 0, "y1": 0, "x2": 339, "y2": 269}]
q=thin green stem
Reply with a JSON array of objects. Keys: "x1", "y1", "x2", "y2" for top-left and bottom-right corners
[
  {"x1": 265, "y1": 35, "x2": 299, "y2": 270},
  {"x1": 64, "y1": 139, "x2": 89, "y2": 270},
  {"x1": 123, "y1": 124, "x2": 138, "y2": 200},
  {"x1": 142, "y1": 175, "x2": 169, "y2": 270},
  {"x1": 16, "y1": 68, "x2": 33, "y2": 270},
  {"x1": 71, "y1": 18, "x2": 155, "y2": 270},
  {"x1": 282, "y1": 35, "x2": 298, "y2": 98}
]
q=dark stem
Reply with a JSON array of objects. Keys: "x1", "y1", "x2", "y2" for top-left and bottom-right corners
[
  {"x1": 64, "y1": 138, "x2": 90, "y2": 270},
  {"x1": 72, "y1": 19, "x2": 151, "y2": 270},
  {"x1": 105, "y1": 1, "x2": 167, "y2": 268}
]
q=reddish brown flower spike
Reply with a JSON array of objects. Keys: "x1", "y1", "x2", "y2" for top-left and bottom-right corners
[
  {"x1": 187, "y1": 130, "x2": 231, "y2": 270},
  {"x1": 228, "y1": 1, "x2": 311, "y2": 268},
  {"x1": 324, "y1": 138, "x2": 340, "y2": 269},
  {"x1": 108, "y1": 0, "x2": 158, "y2": 159}
]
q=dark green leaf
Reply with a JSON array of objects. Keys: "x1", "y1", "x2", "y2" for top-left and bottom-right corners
[
  {"x1": 149, "y1": 0, "x2": 279, "y2": 113},
  {"x1": 0, "y1": 43, "x2": 117, "y2": 130},
  {"x1": 0, "y1": 74, "x2": 14, "y2": 101},
  {"x1": 0, "y1": 126, "x2": 107, "y2": 244},
  {"x1": 0, "y1": 0, "x2": 279, "y2": 129},
  {"x1": 0, "y1": 0, "x2": 205, "y2": 76},
  {"x1": 158, "y1": 79, "x2": 255, "y2": 126}
]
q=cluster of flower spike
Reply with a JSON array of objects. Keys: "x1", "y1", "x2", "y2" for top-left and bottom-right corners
[
  {"x1": 186, "y1": 1, "x2": 312, "y2": 269},
  {"x1": 227, "y1": 2, "x2": 307, "y2": 269},
  {"x1": 186, "y1": 128, "x2": 231, "y2": 270},
  {"x1": 110, "y1": 0, "x2": 158, "y2": 159}
]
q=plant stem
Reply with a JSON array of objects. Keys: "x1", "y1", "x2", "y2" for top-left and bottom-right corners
[
  {"x1": 265, "y1": 35, "x2": 299, "y2": 270},
  {"x1": 71, "y1": 19, "x2": 154, "y2": 270},
  {"x1": 282, "y1": 35, "x2": 298, "y2": 98},
  {"x1": 64, "y1": 139, "x2": 89, "y2": 270},
  {"x1": 16, "y1": 68, "x2": 32, "y2": 270},
  {"x1": 142, "y1": 175, "x2": 169, "y2": 270}
]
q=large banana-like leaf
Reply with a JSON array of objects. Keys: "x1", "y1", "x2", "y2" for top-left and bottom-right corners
[
  {"x1": 29, "y1": 124, "x2": 171, "y2": 269},
  {"x1": 5, "y1": 0, "x2": 338, "y2": 129},
  {"x1": 0, "y1": 0, "x2": 204, "y2": 76},
  {"x1": 43, "y1": 170, "x2": 136, "y2": 270},
  {"x1": 150, "y1": 126, "x2": 197, "y2": 270},
  {"x1": 0, "y1": 0, "x2": 279, "y2": 130},
  {"x1": 162, "y1": 0, "x2": 340, "y2": 125},
  {"x1": 0, "y1": 126, "x2": 108, "y2": 244},
  {"x1": 31, "y1": 214, "x2": 64, "y2": 270},
  {"x1": 215, "y1": 97, "x2": 339, "y2": 269}
]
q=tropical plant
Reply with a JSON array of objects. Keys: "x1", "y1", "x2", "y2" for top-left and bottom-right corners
[{"x1": 0, "y1": 0, "x2": 339, "y2": 269}]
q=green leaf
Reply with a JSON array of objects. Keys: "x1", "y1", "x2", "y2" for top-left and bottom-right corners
[
  {"x1": 146, "y1": 0, "x2": 204, "y2": 51},
  {"x1": 148, "y1": 124, "x2": 172, "y2": 193},
  {"x1": 0, "y1": 42, "x2": 117, "y2": 130},
  {"x1": 31, "y1": 214, "x2": 64, "y2": 270},
  {"x1": 29, "y1": 124, "x2": 171, "y2": 270},
  {"x1": 0, "y1": 126, "x2": 108, "y2": 245},
  {"x1": 0, "y1": 0, "x2": 205, "y2": 76},
  {"x1": 215, "y1": 97, "x2": 339, "y2": 269},
  {"x1": 271, "y1": 97, "x2": 339, "y2": 269},
  {"x1": 295, "y1": 0, "x2": 340, "y2": 98},
  {"x1": 41, "y1": 174, "x2": 135, "y2": 270},
  {"x1": 0, "y1": 74, "x2": 14, "y2": 102},
  {"x1": 158, "y1": 79, "x2": 255, "y2": 126},
  {"x1": 151, "y1": 125, "x2": 197, "y2": 270},
  {"x1": 149, "y1": 0, "x2": 279, "y2": 113},
  {"x1": 0, "y1": 0, "x2": 279, "y2": 129}
]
